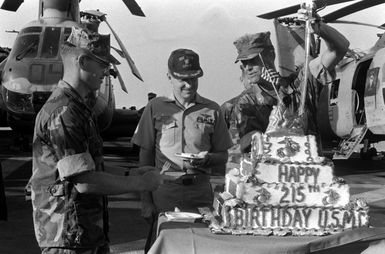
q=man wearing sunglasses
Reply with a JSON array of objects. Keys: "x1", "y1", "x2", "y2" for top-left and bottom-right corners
[
  {"x1": 228, "y1": 5, "x2": 349, "y2": 154},
  {"x1": 30, "y1": 27, "x2": 162, "y2": 254}
]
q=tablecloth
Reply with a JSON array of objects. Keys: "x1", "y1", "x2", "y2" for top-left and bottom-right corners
[{"x1": 148, "y1": 214, "x2": 385, "y2": 254}]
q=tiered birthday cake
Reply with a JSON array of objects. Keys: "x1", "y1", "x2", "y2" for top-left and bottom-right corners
[{"x1": 211, "y1": 111, "x2": 369, "y2": 236}]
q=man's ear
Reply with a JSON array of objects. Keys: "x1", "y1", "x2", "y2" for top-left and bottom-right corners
[
  {"x1": 78, "y1": 54, "x2": 88, "y2": 70},
  {"x1": 166, "y1": 72, "x2": 172, "y2": 81}
]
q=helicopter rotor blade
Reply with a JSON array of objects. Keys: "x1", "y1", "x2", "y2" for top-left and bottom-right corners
[
  {"x1": 112, "y1": 63, "x2": 128, "y2": 94},
  {"x1": 0, "y1": 57, "x2": 7, "y2": 73},
  {"x1": 121, "y1": 0, "x2": 145, "y2": 17},
  {"x1": 328, "y1": 20, "x2": 385, "y2": 30},
  {"x1": 82, "y1": 10, "x2": 144, "y2": 81},
  {"x1": 0, "y1": 0, "x2": 23, "y2": 11},
  {"x1": 110, "y1": 46, "x2": 125, "y2": 58},
  {"x1": 323, "y1": 0, "x2": 385, "y2": 23},
  {"x1": 103, "y1": 18, "x2": 143, "y2": 82},
  {"x1": 257, "y1": 0, "x2": 354, "y2": 19}
]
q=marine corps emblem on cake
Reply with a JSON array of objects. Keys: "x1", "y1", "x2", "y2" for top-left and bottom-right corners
[
  {"x1": 209, "y1": 104, "x2": 370, "y2": 236},
  {"x1": 277, "y1": 137, "x2": 300, "y2": 158}
]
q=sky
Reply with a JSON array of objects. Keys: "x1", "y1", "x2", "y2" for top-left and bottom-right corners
[{"x1": 1, "y1": 0, "x2": 385, "y2": 109}]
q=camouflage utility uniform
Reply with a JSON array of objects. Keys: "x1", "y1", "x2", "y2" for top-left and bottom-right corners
[
  {"x1": 224, "y1": 57, "x2": 334, "y2": 160},
  {"x1": 221, "y1": 85, "x2": 274, "y2": 167},
  {"x1": 30, "y1": 81, "x2": 108, "y2": 252}
]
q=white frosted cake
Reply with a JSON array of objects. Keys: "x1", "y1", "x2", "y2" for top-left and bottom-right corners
[{"x1": 210, "y1": 131, "x2": 370, "y2": 236}]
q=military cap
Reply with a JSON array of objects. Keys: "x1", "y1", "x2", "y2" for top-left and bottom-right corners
[
  {"x1": 233, "y1": 32, "x2": 274, "y2": 63},
  {"x1": 168, "y1": 48, "x2": 203, "y2": 79},
  {"x1": 65, "y1": 26, "x2": 119, "y2": 65}
]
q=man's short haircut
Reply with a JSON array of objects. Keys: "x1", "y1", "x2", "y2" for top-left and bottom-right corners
[
  {"x1": 60, "y1": 43, "x2": 88, "y2": 60},
  {"x1": 61, "y1": 26, "x2": 119, "y2": 65}
]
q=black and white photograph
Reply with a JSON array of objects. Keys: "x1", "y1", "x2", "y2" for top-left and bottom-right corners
[{"x1": 1, "y1": 1, "x2": 385, "y2": 253}]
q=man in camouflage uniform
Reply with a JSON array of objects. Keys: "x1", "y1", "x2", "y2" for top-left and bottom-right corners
[
  {"x1": 226, "y1": 6, "x2": 350, "y2": 156},
  {"x1": 220, "y1": 65, "x2": 251, "y2": 168},
  {"x1": 30, "y1": 27, "x2": 162, "y2": 254}
]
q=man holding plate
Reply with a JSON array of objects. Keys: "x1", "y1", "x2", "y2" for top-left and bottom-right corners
[{"x1": 132, "y1": 48, "x2": 233, "y2": 251}]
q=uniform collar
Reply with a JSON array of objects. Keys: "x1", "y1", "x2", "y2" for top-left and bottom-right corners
[
  {"x1": 58, "y1": 80, "x2": 92, "y2": 113},
  {"x1": 58, "y1": 80, "x2": 83, "y2": 100},
  {"x1": 164, "y1": 93, "x2": 208, "y2": 105}
]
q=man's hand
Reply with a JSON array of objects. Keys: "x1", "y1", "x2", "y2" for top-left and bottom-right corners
[
  {"x1": 130, "y1": 166, "x2": 158, "y2": 176},
  {"x1": 297, "y1": 3, "x2": 321, "y2": 34},
  {"x1": 141, "y1": 199, "x2": 157, "y2": 220},
  {"x1": 141, "y1": 170, "x2": 162, "y2": 191},
  {"x1": 131, "y1": 166, "x2": 162, "y2": 191},
  {"x1": 140, "y1": 191, "x2": 156, "y2": 221},
  {"x1": 188, "y1": 151, "x2": 210, "y2": 168}
]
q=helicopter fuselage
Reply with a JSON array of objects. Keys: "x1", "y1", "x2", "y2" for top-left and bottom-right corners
[
  {"x1": 317, "y1": 33, "x2": 385, "y2": 145},
  {"x1": 0, "y1": 19, "x2": 114, "y2": 133}
]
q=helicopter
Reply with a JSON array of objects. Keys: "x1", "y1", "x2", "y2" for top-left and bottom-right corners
[
  {"x1": 0, "y1": 46, "x2": 10, "y2": 127},
  {"x1": 0, "y1": 0, "x2": 144, "y2": 145},
  {"x1": 257, "y1": 0, "x2": 385, "y2": 159}
]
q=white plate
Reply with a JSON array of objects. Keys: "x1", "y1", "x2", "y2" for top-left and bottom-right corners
[
  {"x1": 175, "y1": 153, "x2": 204, "y2": 159},
  {"x1": 164, "y1": 212, "x2": 202, "y2": 222}
]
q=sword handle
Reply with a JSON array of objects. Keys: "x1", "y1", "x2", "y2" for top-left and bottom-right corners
[{"x1": 298, "y1": 0, "x2": 316, "y2": 116}]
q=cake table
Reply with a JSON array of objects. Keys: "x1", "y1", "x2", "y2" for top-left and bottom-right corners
[{"x1": 148, "y1": 211, "x2": 385, "y2": 254}]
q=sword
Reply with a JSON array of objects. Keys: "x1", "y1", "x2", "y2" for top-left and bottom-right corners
[{"x1": 299, "y1": 0, "x2": 316, "y2": 116}]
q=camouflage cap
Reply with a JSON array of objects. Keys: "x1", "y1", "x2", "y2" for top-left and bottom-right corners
[
  {"x1": 65, "y1": 26, "x2": 119, "y2": 65},
  {"x1": 233, "y1": 32, "x2": 274, "y2": 63},
  {"x1": 168, "y1": 48, "x2": 203, "y2": 79}
]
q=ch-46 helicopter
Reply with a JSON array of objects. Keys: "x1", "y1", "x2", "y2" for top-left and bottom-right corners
[
  {"x1": 0, "y1": 46, "x2": 10, "y2": 126},
  {"x1": 257, "y1": 0, "x2": 385, "y2": 159},
  {"x1": 0, "y1": 0, "x2": 144, "y2": 145}
]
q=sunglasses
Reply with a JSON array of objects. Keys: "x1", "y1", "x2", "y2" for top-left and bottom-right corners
[{"x1": 240, "y1": 56, "x2": 263, "y2": 67}]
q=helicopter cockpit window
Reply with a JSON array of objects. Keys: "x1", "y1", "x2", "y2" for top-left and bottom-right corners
[
  {"x1": 41, "y1": 27, "x2": 61, "y2": 59},
  {"x1": 20, "y1": 27, "x2": 42, "y2": 34},
  {"x1": 63, "y1": 27, "x2": 72, "y2": 41},
  {"x1": 12, "y1": 34, "x2": 39, "y2": 60}
]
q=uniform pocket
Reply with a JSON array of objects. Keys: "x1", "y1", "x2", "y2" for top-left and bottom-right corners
[
  {"x1": 155, "y1": 116, "x2": 177, "y2": 147},
  {"x1": 195, "y1": 122, "x2": 214, "y2": 134},
  {"x1": 193, "y1": 122, "x2": 214, "y2": 149}
]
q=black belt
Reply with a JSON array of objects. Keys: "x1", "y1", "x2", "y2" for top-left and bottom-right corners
[{"x1": 163, "y1": 174, "x2": 209, "y2": 185}]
